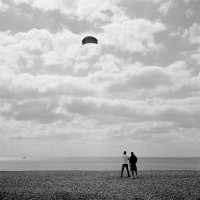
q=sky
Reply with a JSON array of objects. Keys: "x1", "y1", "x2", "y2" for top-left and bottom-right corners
[{"x1": 0, "y1": 0, "x2": 200, "y2": 157}]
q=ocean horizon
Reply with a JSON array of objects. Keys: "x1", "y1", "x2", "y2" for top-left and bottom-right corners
[{"x1": 0, "y1": 156, "x2": 200, "y2": 171}]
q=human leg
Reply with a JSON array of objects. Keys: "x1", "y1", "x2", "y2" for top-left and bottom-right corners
[
  {"x1": 130, "y1": 165, "x2": 134, "y2": 177},
  {"x1": 135, "y1": 170, "x2": 138, "y2": 178},
  {"x1": 125, "y1": 164, "x2": 130, "y2": 177},
  {"x1": 131, "y1": 170, "x2": 134, "y2": 177},
  {"x1": 135, "y1": 165, "x2": 138, "y2": 178},
  {"x1": 121, "y1": 164, "x2": 125, "y2": 178},
  {"x1": 131, "y1": 170, "x2": 133, "y2": 177}
]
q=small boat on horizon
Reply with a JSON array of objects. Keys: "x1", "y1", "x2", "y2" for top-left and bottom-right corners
[{"x1": 23, "y1": 155, "x2": 26, "y2": 159}]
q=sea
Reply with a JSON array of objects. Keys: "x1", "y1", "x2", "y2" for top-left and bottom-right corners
[{"x1": 0, "y1": 157, "x2": 199, "y2": 171}]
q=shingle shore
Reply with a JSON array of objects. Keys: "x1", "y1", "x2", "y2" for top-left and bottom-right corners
[{"x1": 0, "y1": 170, "x2": 200, "y2": 200}]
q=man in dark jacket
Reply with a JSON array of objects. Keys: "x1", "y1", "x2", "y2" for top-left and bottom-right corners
[{"x1": 129, "y1": 152, "x2": 138, "y2": 178}]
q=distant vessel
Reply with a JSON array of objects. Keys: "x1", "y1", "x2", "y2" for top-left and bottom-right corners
[{"x1": 23, "y1": 155, "x2": 26, "y2": 159}]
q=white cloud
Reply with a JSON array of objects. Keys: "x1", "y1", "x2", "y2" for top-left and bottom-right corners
[
  {"x1": 143, "y1": 0, "x2": 197, "y2": 6},
  {"x1": 181, "y1": 23, "x2": 200, "y2": 64},
  {"x1": 94, "y1": 54, "x2": 125, "y2": 73},
  {"x1": 73, "y1": 0, "x2": 121, "y2": 22},
  {"x1": 1, "y1": 93, "x2": 200, "y2": 145},
  {"x1": 0, "y1": 29, "x2": 101, "y2": 103},
  {"x1": 0, "y1": 102, "x2": 11, "y2": 112},
  {"x1": 170, "y1": 23, "x2": 200, "y2": 65},
  {"x1": 0, "y1": 28, "x2": 102, "y2": 75},
  {"x1": 184, "y1": 0, "x2": 197, "y2": 5},
  {"x1": 0, "y1": 72, "x2": 99, "y2": 100},
  {"x1": 158, "y1": 0, "x2": 178, "y2": 15},
  {"x1": 1, "y1": 0, "x2": 200, "y2": 157},
  {"x1": 12, "y1": 0, "x2": 30, "y2": 4},
  {"x1": 95, "y1": 61, "x2": 191, "y2": 98},
  {"x1": 0, "y1": 1, "x2": 9, "y2": 11},
  {"x1": 190, "y1": 53, "x2": 200, "y2": 65},
  {"x1": 185, "y1": 8, "x2": 194, "y2": 18},
  {"x1": 144, "y1": 0, "x2": 162, "y2": 3},
  {"x1": 182, "y1": 23, "x2": 200, "y2": 45},
  {"x1": 189, "y1": 73, "x2": 200, "y2": 88},
  {"x1": 12, "y1": 0, "x2": 121, "y2": 22},
  {"x1": 100, "y1": 16, "x2": 166, "y2": 53}
]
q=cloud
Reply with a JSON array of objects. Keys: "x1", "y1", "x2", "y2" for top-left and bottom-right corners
[
  {"x1": 12, "y1": 0, "x2": 30, "y2": 4},
  {"x1": 1, "y1": 99, "x2": 68, "y2": 124},
  {"x1": 0, "y1": 1, "x2": 9, "y2": 11},
  {"x1": 144, "y1": 0, "x2": 162, "y2": 3},
  {"x1": 185, "y1": 8, "x2": 194, "y2": 18},
  {"x1": 181, "y1": 23, "x2": 200, "y2": 64},
  {"x1": 184, "y1": 0, "x2": 198, "y2": 5},
  {"x1": 94, "y1": 54, "x2": 125, "y2": 73},
  {"x1": 1, "y1": 94, "x2": 200, "y2": 143},
  {"x1": 0, "y1": 27, "x2": 194, "y2": 132},
  {"x1": 189, "y1": 73, "x2": 200, "y2": 89},
  {"x1": 0, "y1": 72, "x2": 99, "y2": 101},
  {"x1": 158, "y1": 0, "x2": 178, "y2": 15},
  {"x1": 0, "y1": 28, "x2": 102, "y2": 74},
  {"x1": 169, "y1": 23, "x2": 200, "y2": 65},
  {"x1": 100, "y1": 16, "x2": 166, "y2": 53},
  {"x1": 143, "y1": 0, "x2": 197, "y2": 6},
  {"x1": 9, "y1": 1, "x2": 168, "y2": 56},
  {"x1": 182, "y1": 23, "x2": 200, "y2": 45},
  {"x1": 94, "y1": 61, "x2": 191, "y2": 97},
  {"x1": 12, "y1": 0, "x2": 121, "y2": 22},
  {"x1": 190, "y1": 53, "x2": 200, "y2": 64},
  {"x1": 142, "y1": 0, "x2": 197, "y2": 15},
  {"x1": 1, "y1": 0, "x2": 200, "y2": 156},
  {"x1": 0, "y1": 20, "x2": 168, "y2": 110},
  {"x1": 0, "y1": 29, "x2": 100, "y2": 101},
  {"x1": 169, "y1": 26, "x2": 183, "y2": 38}
]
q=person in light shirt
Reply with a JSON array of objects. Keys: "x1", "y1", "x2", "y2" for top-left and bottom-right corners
[{"x1": 120, "y1": 151, "x2": 130, "y2": 178}]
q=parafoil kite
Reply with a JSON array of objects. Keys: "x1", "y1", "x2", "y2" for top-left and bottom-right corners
[{"x1": 82, "y1": 36, "x2": 98, "y2": 45}]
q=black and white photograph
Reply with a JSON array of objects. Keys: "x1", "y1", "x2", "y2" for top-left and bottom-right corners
[{"x1": 0, "y1": 0, "x2": 200, "y2": 199}]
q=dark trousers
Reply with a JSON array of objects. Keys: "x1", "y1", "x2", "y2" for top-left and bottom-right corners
[{"x1": 121, "y1": 164, "x2": 130, "y2": 177}]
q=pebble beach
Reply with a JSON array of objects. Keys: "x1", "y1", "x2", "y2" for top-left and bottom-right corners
[{"x1": 1, "y1": 170, "x2": 200, "y2": 200}]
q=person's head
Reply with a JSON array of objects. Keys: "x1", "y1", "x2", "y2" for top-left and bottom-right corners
[
  {"x1": 131, "y1": 152, "x2": 134, "y2": 156},
  {"x1": 123, "y1": 151, "x2": 126, "y2": 155}
]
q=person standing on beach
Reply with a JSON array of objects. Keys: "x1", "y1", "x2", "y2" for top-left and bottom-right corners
[
  {"x1": 121, "y1": 151, "x2": 130, "y2": 178},
  {"x1": 129, "y1": 152, "x2": 138, "y2": 178}
]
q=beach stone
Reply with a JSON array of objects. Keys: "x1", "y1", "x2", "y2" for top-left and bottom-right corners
[{"x1": 0, "y1": 170, "x2": 200, "y2": 200}]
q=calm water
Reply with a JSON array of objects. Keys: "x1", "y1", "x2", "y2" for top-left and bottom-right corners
[{"x1": 0, "y1": 157, "x2": 199, "y2": 171}]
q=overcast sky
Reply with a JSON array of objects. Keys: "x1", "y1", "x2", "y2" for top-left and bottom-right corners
[{"x1": 0, "y1": 0, "x2": 200, "y2": 157}]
